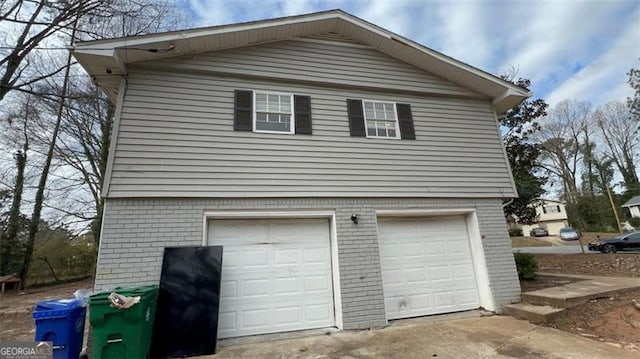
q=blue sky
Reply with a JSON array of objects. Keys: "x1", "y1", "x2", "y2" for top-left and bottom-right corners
[{"x1": 181, "y1": 0, "x2": 639, "y2": 106}]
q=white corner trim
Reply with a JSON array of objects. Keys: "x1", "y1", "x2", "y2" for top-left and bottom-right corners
[
  {"x1": 465, "y1": 211, "x2": 495, "y2": 311},
  {"x1": 201, "y1": 210, "x2": 343, "y2": 330},
  {"x1": 100, "y1": 78, "x2": 126, "y2": 198},
  {"x1": 493, "y1": 109, "x2": 518, "y2": 198}
]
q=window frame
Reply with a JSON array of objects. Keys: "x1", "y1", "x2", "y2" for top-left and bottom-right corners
[
  {"x1": 252, "y1": 91, "x2": 295, "y2": 134},
  {"x1": 543, "y1": 205, "x2": 561, "y2": 214},
  {"x1": 361, "y1": 99, "x2": 401, "y2": 139}
]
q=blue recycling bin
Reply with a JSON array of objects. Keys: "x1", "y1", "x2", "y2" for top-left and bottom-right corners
[{"x1": 33, "y1": 298, "x2": 86, "y2": 359}]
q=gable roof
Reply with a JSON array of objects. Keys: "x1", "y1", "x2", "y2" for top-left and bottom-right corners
[
  {"x1": 72, "y1": 9, "x2": 530, "y2": 114},
  {"x1": 623, "y1": 196, "x2": 640, "y2": 207}
]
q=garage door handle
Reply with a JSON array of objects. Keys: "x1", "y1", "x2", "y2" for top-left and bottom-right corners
[{"x1": 107, "y1": 338, "x2": 123, "y2": 344}]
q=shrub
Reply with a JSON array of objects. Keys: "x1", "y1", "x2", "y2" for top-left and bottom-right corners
[
  {"x1": 508, "y1": 228, "x2": 523, "y2": 237},
  {"x1": 514, "y1": 252, "x2": 538, "y2": 280},
  {"x1": 628, "y1": 217, "x2": 640, "y2": 229}
]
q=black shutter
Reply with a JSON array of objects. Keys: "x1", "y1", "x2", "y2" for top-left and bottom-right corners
[
  {"x1": 396, "y1": 103, "x2": 415, "y2": 140},
  {"x1": 234, "y1": 90, "x2": 252, "y2": 131},
  {"x1": 347, "y1": 99, "x2": 365, "y2": 137},
  {"x1": 294, "y1": 95, "x2": 312, "y2": 134}
]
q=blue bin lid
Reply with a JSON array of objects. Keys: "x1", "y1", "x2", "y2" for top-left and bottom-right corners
[{"x1": 32, "y1": 298, "x2": 82, "y2": 319}]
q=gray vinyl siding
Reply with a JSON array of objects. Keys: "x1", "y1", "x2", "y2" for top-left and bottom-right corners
[
  {"x1": 108, "y1": 49, "x2": 515, "y2": 198},
  {"x1": 147, "y1": 40, "x2": 480, "y2": 98},
  {"x1": 95, "y1": 197, "x2": 521, "y2": 330}
]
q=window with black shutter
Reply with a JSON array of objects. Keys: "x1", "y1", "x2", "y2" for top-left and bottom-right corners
[
  {"x1": 347, "y1": 99, "x2": 416, "y2": 139},
  {"x1": 234, "y1": 90, "x2": 312, "y2": 134}
]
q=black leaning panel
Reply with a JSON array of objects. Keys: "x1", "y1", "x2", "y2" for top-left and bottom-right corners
[{"x1": 150, "y1": 246, "x2": 223, "y2": 358}]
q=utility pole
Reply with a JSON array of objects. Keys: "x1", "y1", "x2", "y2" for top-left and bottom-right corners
[{"x1": 606, "y1": 186, "x2": 624, "y2": 233}]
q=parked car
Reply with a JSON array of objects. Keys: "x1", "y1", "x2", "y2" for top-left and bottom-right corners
[
  {"x1": 529, "y1": 228, "x2": 549, "y2": 237},
  {"x1": 559, "y1": 227, "x2": 579, "y2": 241},
  {"x1": 588, "y1": 231, "x2": 640, "y2": 253}
]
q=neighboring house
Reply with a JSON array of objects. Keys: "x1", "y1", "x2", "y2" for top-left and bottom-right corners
[
  {"x1": 73, "y1": 10, "x2": 530, "y2": 338},
  {"x1": 622, "y1": 196, "x2": 640, "y2": 218},
  {"x1": 521, "y1": 199, "x2": 569, "y2": 236}
]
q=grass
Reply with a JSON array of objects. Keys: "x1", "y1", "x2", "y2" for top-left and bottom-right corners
[{"x1": 511, "y1": 236, "x2": 553, "y2": 247}]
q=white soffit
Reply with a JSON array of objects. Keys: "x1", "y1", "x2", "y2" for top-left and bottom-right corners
[{"x1": 72, "y1": 10, "x2": 530, "y2": 112}]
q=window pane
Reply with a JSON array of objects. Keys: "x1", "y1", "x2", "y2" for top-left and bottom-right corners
[
  {"x1": 377, "y1": 125, "x2": 387, "y2": 137},
  {"x1": 256, "y1": 113, "x2": 267, "y2": 121},
  {"x1": 280, "y1": 114, "x2": 290, "y2": 123},
  {"x1": 281, "y1": 101, "x2": 291, "y2": 113},
  {"x1": 256, "y1": 120, "x2": 290, "y2": 132},
  {"x1": 374, "y1": 102, "x2": 384, "y2": 113}
]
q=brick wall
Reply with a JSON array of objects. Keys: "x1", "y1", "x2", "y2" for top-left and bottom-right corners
[{"x1": 96, "y1": 197, "x2": 520, "y2": 330}]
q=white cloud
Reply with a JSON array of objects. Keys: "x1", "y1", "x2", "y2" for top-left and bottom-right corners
[
  {"x1": 545, "y1": 7, "x2": 639, "y2": 106},
  {"x1": 182, "y1": 0, "x2": 639, "y2": 105}
]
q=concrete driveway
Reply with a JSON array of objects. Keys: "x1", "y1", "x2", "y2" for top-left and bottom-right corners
[{"x1": 208, "y1": 314, "x2": 637, "y2": 359}]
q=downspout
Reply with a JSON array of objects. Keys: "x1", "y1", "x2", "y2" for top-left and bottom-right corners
[{"x1": 502, "y1": 198, "x2": 514, "y2": 208}]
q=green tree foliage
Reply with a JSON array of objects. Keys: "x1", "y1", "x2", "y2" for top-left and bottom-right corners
[
  {"x1": 29, "y1": 231, "x2": 96, "y2": 286},
  {"x1": 565, "y1": 195, "x2": 617, "y2": 232},
  {"x1": 501, "y1": 78, "x2": 549, "y2": 224}
]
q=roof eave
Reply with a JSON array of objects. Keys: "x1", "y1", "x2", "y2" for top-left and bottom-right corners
[{"x1": 72, "y1": 9, "x2": 530, "y2": 110}]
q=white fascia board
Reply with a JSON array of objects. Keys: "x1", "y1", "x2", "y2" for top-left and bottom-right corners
[
  {"x1": 73, "y1": 11, "x2": 350, "y2": 51},
  {"x1": 71, "y1": 9, "x2": 527, "y2": 104}
]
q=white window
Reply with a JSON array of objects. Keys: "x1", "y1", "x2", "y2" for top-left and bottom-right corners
[
  {"x1": 363, "y1": 100, "x2": 400, "y2": 138},
  {"x1": 254, "y1": 92, "x2": 294, "y2": 134}
]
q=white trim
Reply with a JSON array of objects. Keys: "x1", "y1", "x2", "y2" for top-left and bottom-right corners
[
  {"x1": 464, "y1": 211, "x2": 495, "y2": 311},
  {"x1": 493, "y1": 109, "x2": 517, "y2": 198},
  {"x1": 73, "y1": 10, "x2": 530, "y2": 115},
  {"x1": 361, "y1": 99, "x2": 401, "y2": 139},
  {"x1": 93, "y1": 201, "x2": 109, "y2": 291},
  {"x1": 376, "y1": 208, "x2": 476, "y2": 217},
  {"x1": 73, "y1": 11, "x2": 390, "y2": 50},
  {"x1": 201, "y1": 210, "x2": 343, "y2": 330},
  {"x1": 374, "y1": 208, "x2": 495, "y2": 313},
  {"x1": 289, "y1": 37, "x2": 374, "y2": 49},
  {"x1": 252, "y1": 90, "x2": 295, "y2": 135},
  {"x1": 100, "y1": 79, "x2": 127, "y2": 198}
]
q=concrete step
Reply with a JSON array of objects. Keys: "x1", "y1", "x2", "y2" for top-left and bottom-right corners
[
  {"x1": 522, "y1": 287, "x2": 623, "y2": 308},
  {"x1": 503, "y1": 303, "x2": 565, "y2": 324}
]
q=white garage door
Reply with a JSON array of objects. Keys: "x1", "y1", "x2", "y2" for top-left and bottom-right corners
[
  {"x1": 378, "y1": 216, "x2": 480, "y2": 320},
  {"x1": 208, "y1": 218, "x2": 335, "y2": 338}
]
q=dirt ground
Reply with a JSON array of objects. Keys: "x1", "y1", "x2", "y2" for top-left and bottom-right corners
[
  {"x1": 2, "y1": 254, "x2": 640, "y2": 352},
  {"x1": 522, "y1": 253, "x2": 640, "y2": 351},
  {"x1": 0, "y1": 278, "x2": 93, "y2": 341},
  {"x1": 534, "y1": 253, "x2": 640, "y2": 277}
]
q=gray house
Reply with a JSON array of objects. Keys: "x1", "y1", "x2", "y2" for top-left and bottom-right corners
[{"x1": 73, "y1": 10, "x2": 529, "y2": 339}]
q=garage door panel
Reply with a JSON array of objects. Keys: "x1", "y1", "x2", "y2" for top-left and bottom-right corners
[
  {"x1": 209, "y1": 218, "x2": 335, "y2": 338},
  {"x1": 378, "y1": 216, "x2": 481, "y2": 320}
]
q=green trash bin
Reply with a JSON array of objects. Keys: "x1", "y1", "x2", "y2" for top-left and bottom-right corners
[{"x1": 89, "y1": 284, "x2": 158, "y2": 359}]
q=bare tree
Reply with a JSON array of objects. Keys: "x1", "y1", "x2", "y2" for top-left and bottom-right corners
[
  {"x1": 536, "y1": 100, "x2": 592, "y2": 203},
  {"x1": 594, "y1": 101, "x2": 640, "y2": 194},
  {"x1": 0, "y1": 0, "x2": 103, "y2": 102}
]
